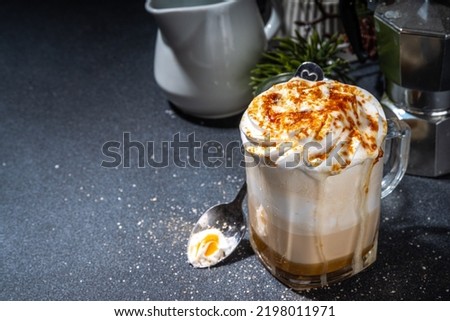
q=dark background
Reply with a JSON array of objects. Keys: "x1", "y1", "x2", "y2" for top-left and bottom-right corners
[{"x1": 1, "y1": 0, "x2": 449, "y2": 300}]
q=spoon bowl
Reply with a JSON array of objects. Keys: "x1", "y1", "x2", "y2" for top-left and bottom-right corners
[{"x1": 187, "y1": 183, "x2": 247, "y2": 268}]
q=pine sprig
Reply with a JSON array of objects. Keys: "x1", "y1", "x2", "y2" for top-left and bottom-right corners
[{"x1": 250, "y1": 30, "x2": 352, "y2": 93}]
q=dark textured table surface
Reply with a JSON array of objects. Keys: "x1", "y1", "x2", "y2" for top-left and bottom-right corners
[{"x1": 1, "y1": 0, "x2": 449, "y2": 301}]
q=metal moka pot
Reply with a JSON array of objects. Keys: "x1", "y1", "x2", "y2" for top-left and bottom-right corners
[{"x1": 374, "y1": 0, "x2": 450, "y2": 177}]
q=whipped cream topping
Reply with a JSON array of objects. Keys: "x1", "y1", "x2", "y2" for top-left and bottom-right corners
[
  {"x1": 240, "y1": 77, "x2": 387, "y2": 173},
  {"x1": 187, "y1": 228, "x2": 235, "y2": 268}
]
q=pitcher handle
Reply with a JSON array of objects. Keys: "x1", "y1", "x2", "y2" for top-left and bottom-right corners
[
  {"x1": 381, "y1": 118, "x2": 411, "y2": 199},
  {"x1": 264, "y1": 0, "x2": 282, "y2": 40}
]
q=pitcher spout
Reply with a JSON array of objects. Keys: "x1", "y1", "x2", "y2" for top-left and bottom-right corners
[{"x1": 145, "y1": 0, "x2": 232, "y2": 49}]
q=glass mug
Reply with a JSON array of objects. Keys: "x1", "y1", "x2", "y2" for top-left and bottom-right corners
[{"x1": 240, "y1": 72, "x2": 411, "y2": 290}]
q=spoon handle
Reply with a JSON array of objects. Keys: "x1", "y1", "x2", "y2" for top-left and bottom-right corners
[{"x1": 232, "y1": 182, "x2": 247, "y2": 206}]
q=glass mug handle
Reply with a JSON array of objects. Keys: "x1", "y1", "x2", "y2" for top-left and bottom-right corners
[{"x1": 381, "y1": 118, "x2": 411, "y2": 199}]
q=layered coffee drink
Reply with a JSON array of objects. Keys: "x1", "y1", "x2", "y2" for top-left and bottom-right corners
[{"x1": 240, "y1": 77, "x2": 387, "y2": 288}]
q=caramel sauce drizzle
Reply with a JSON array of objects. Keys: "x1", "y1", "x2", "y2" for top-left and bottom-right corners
[{"x1": 247, "y1": 78, "x2": 383, "y2": 172}]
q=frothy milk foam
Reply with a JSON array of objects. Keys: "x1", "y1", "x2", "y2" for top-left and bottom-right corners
[{"x1": 240, "y1": 77, "x2": 387, "y2": 285}]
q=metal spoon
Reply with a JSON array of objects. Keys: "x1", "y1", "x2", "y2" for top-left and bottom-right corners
[{"x1": 187, "y1": 182, "x2": 247, "y2": 268}]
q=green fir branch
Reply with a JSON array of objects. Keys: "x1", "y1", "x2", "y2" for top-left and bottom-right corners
[{"x1": 250, "y1": 30, "x2": 352, "y2": 93}]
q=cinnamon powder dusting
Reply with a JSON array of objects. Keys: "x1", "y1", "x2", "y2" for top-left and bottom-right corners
[{"x1": 246, "y1": 78, "x2": 385, "y2": 172}]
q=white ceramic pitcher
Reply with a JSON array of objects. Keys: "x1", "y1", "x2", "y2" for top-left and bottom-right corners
[{"x1": 145, "y1": 0, "x2": 281, "y2": 118}]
